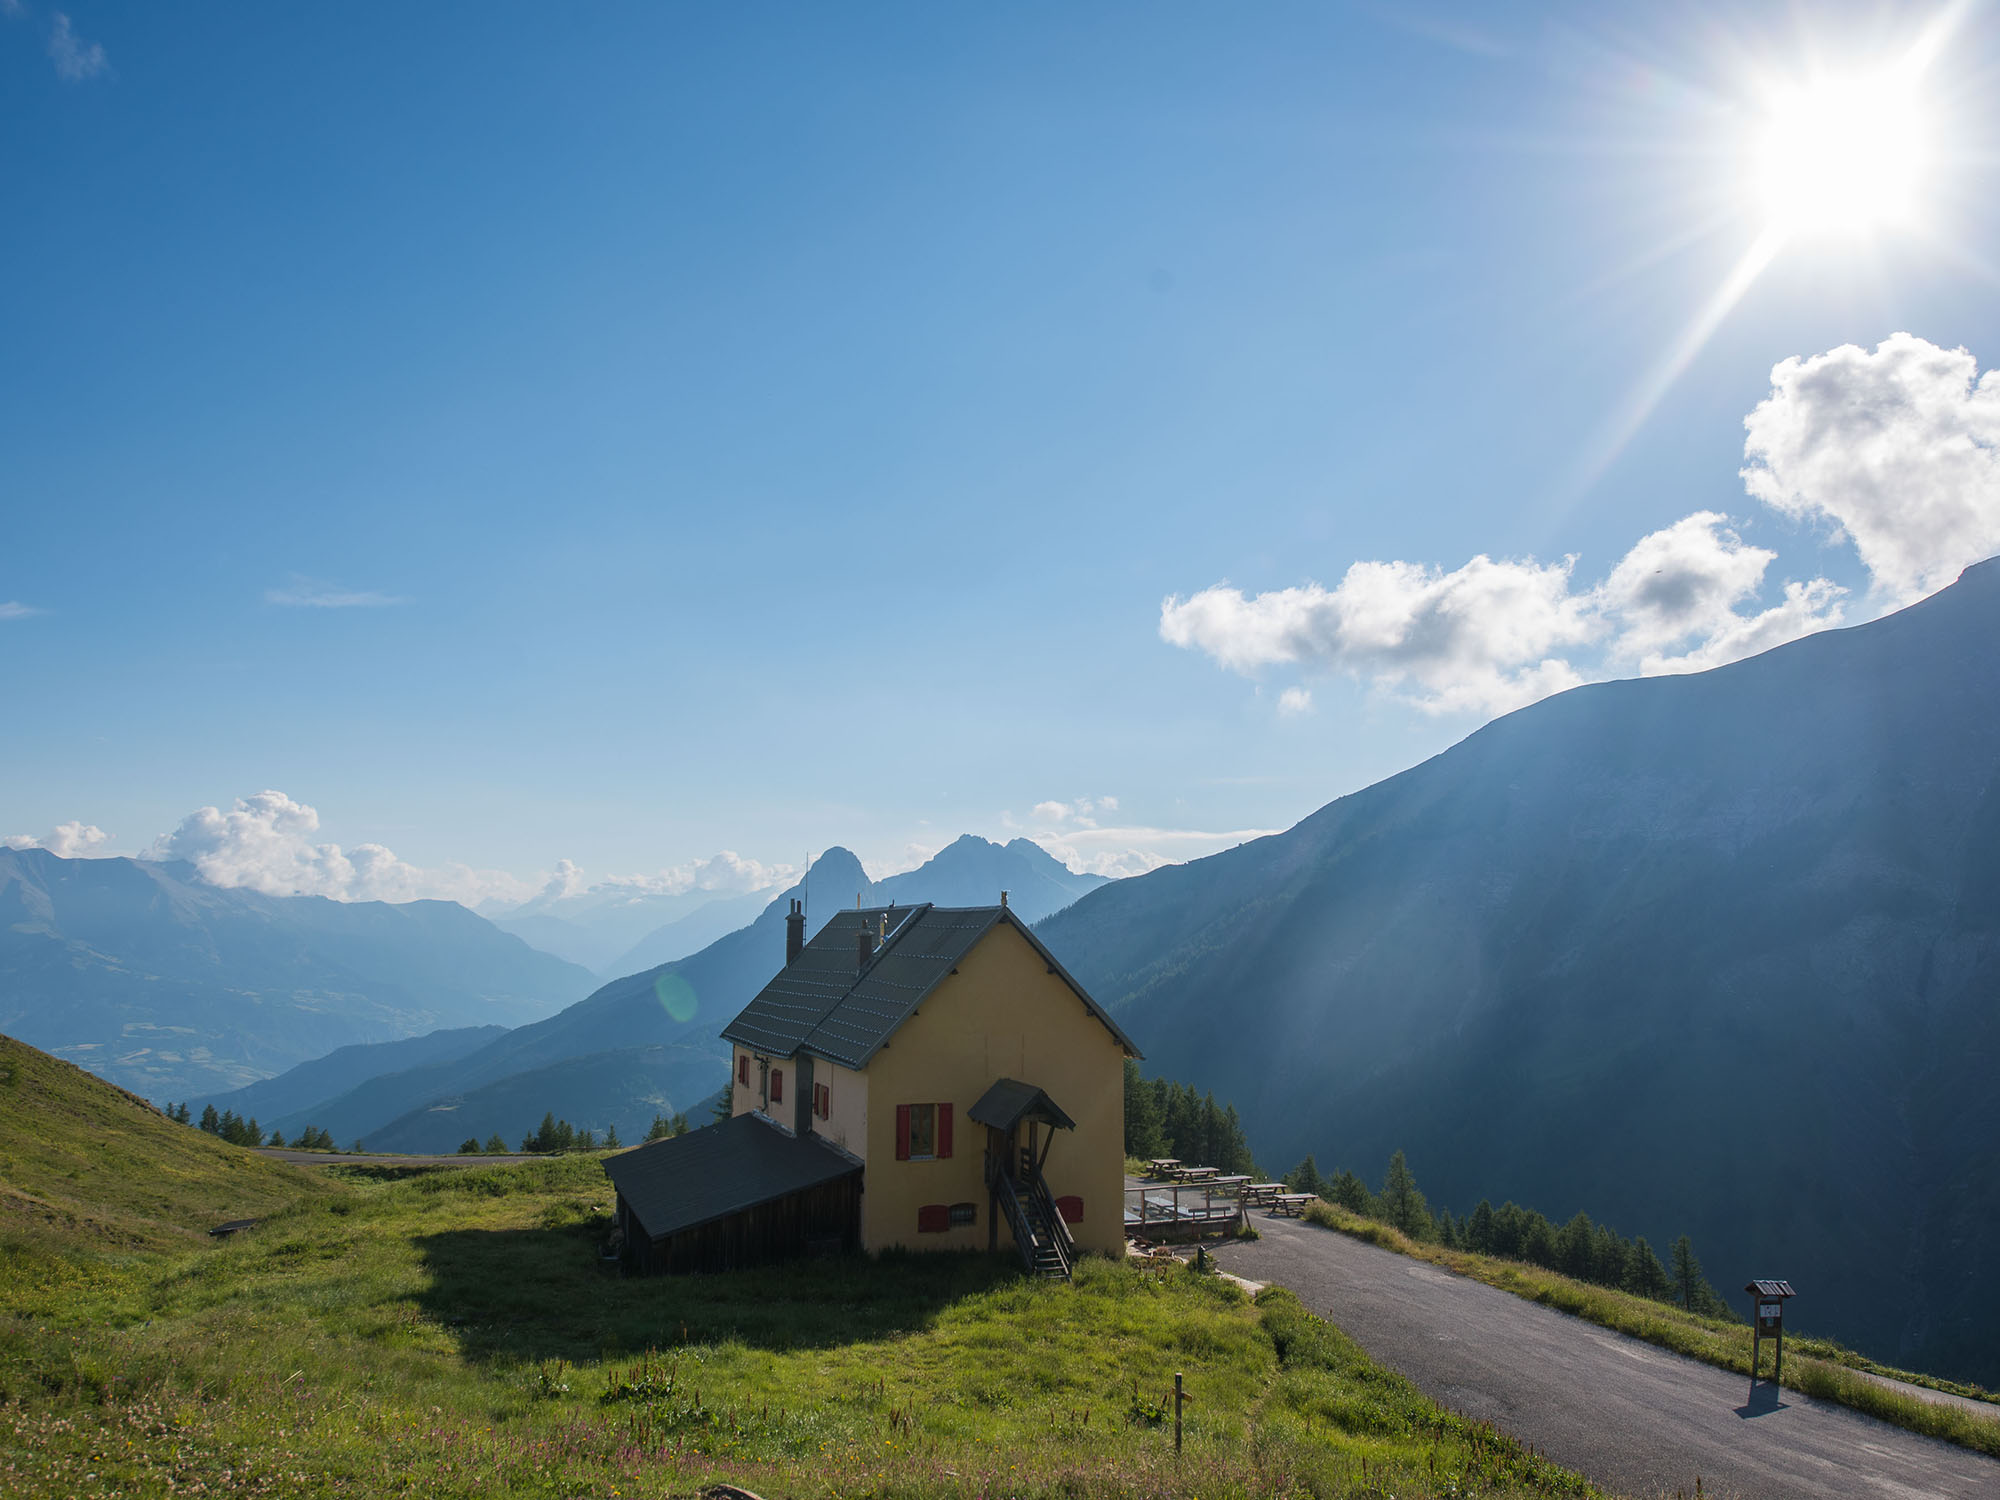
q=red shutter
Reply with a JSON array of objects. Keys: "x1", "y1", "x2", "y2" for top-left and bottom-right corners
[
  {"x1": 738, "y1": 1055, "x2": 749, "y2": 1087},
  {"x1": 771, "y1": 1069, "x2": 782, "y2": 1103},
  {"x1": 917, "y1": 1203, "x2": 949, "y2": 1233},
  {"x1": 1057, "y1": 1195, "x2": 1084, "y2": 1224},
  {"x1": 936, "y1": 1103, "x2": 953, "y2": 1159},
  {"x1": 895, "y1": 1105, "x2": 911, "y2": 1160}
]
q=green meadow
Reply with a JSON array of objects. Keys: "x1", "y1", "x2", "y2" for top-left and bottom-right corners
[{"x1": 0, "y1": 1037, "x2": 1596, "y2": 1499}]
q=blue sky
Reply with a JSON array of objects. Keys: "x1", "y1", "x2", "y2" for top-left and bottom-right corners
[{"x1": 4, "y1": 2, "x2": 1998, "y2": 903}]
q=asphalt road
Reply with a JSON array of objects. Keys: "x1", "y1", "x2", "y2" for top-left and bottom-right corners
[{"x1": 1214, "y1": 1213, "x2": 2000, "y2": 1500}]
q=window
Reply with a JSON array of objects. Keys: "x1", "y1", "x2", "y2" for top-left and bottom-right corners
[
  {"x1": 770, "y1": 1069, "x2": 783, "y2": 1104},
  {"x1": 814, "y1": 1082, "x2": 830, "y2": 1120},
  {"x1": 949, "y1": 1202, "x2": 977, "y2": 1227},
  {"x1": 737, "y1": 1054, "x2": 750, "y2": 1087},
  {"x1": 894, "y1": 1103, "x2": 953, "y2": 1161}
]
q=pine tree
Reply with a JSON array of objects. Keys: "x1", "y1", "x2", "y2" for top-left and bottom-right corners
[
  {"x1": 1626, "y1": 1236, "x2": 1671, "y2": 1301},
  {"x1": 532, "y1": 1112, "x2": 559, "y2": 1154},
  {"x1": 483, "y1": 1133, "x2": 507, "y2": 1154},
  {"x1": 199, "y1": 1104, "x2": 220, "y2": 1134},
  {"x1": 710, "y1": 1078, "x2": 734, "y2": 1123},
  {"x1": 1437, "y1": 1210, "x2": 1459, "y2": 1250},
  {"x1": 1328, "y1": 1169, "x2": 1372, "y2": 1214},
  {"x1": 646, "y1": 1113, "x2": 672, "y2": 1141},
  {"x1": 1380, "y1": 1151, "x2": 1433, "y2": 1240},
  {"x1": 266, "y1": 1130, "x2": 285, "y2": 1148},
  {"x1": 670, "y1": 1111, "x2": 691, "y2": 1136},
  {"x1": 1287, "y1": 1154, "x2": 1326, "y2": 1197},
  {"x1": 1467, "y1": 1199, "x2": 1497, "y2": 1253},
  {"x1": 1123, "y1": 1060, "x2": 1167, "y2": 1158},
  {"x1": 576, "y1": 1128, "x2": 597, "y2": 1152},
  {"x1": 245, "y1": 1117, "x2": 262, "y2": 1147},
  {"x1": 1671, "y1": 1235, "x2": 1704, "y2": 1311},
  {"x1": 1557, "y1": 1211, "x2": 1595, "y2": 1280},
  {"x1": 603, "y1": 1124, "x2": 621, "y2": 1150},
  {"x1": 458, "y1": 1137, "x2": 482, "y2": 1155}
]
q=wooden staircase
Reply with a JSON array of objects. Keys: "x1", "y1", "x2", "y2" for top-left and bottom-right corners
[{"x1": 991, "y1": 1152, "x2": 1074, "y2": 1280}]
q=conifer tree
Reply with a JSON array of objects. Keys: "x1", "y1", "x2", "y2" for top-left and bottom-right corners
[
  {"x1": 1328, "y1": 1169, "x2": 1372, "y2": 1214},
  {"x1": 266, "y1": 1130, "x2": 285, "y2": 1148},
  {"x1": 604, "y1": 1124, "x2": 621, "y2": 1150},
  {"x1": 1671, "y1": 1235, "x2": 1705, "y2": 1311},
  {"x1": 199, "y1": 1104, "x2": 220, "y2": 1134},
  {"x1": 1467, "y1": 1199, "x2": 1496, "y2": 1253},
  {"x1": 711, "y1": 1078, "x2": 734, "y2": 1123},
  {"x1": 1626, "y1": 1236, "x2": 1671, "y2": 1301},
  {"x1": 646, "y1": 1113, "x2": 673, "y2": 1141},
  {"x1": 483, "y1": 1133, "x2": 507, "y2": 1154},
  {"x1": 1557, "y1": 1211, "x2": 1595, "y2": 1279},
  {"x1": 459, "y1": 1137, "x2": 481, "y2": 1155},
  {"x1": 1123, "y1": 1060, "x2": 1166, "y2": 1158},
  {"x1": 1380, "y1": 1151, "x2": 1433, "y2": 1240},
  {"x1": 1287, "y1": 1154, "x2": 1326, "y2": 1197},
  {"x1": 670, "y1": 1111, "x2": 690, "y2": 1136}
]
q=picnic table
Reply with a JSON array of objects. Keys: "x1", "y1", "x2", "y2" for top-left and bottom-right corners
[
  {"x1": 1238, "y1": 1182, "x2": 1287, "y2": 1208},
  {"x1": 1209, "y1": 1175, "x2": 1251, "y2": 1195},
  {"x1": 1172, "y1": 1165, "x2": 1218, "y2": 1182},
  {"x1": 1272, "y1": 1193, "x2": 1317, "y2": 1217},
  {"x1": 1145, "y1": 1158, "x2": 1181, "y2": 1177}
]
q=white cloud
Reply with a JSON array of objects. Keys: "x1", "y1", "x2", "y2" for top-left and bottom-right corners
[
  {"x1": 146, "y1": 790, "x2": 537, "y2": 907},
  {"x1": 1028, "y1": 795, "x2": 1119, "y2": 831},
  {"x1": 1161, "y1": 554, "x2": 1598, "y2": 717},
  {"x1": 1027, "y1": 824, "x2": 1283, "y2": 879},
  {"x1": 595, "y1": 850, "x2": 796, "y2": 897},
  {"x1": 4, "y1": 821, "x2": 110, "y2": 857},
  {"x1": 1277, "y1": 686, "x2": 1313, "y2": 716},
  {"x1": 1, "y1": 2, "x2": 27, "y2": 24},
  {"x1": 47, "y1": 13, "x2": 105, "y2": 80},
  {"x1": 0, "y1": 601, "x2": 42, "y2": 620},
  {"x1": 1743, "y1": 333, "x2": 2000, "y2": 606},
  {"x1": 264, "y1": 576, "x2": 405, "y2": 609}
]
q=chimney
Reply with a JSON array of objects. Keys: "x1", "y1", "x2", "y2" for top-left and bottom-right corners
[
  {"x1": 1000, "y1": 890, "x2": 1009, "y2": 910},
  {"x1": 856, "y1": 925, "x2": 875, "y2": 971},
  {"x1": 785, "y1": 898, "x2": 805, "y2": 966}
]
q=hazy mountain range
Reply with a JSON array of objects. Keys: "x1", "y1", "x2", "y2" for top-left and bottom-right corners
[
  {"x1": 1042, "y1": 556, "x2": 2000, "y2": 1386},
  {"x1": 194, "y1": 834, "x2": 1108, "y2": 1149},
  {"x1": 483, "y1": 883, "x2": 778, "y2": 977},
  {"x1": 0, "y1": 853, "x2": 595, "y2": 1098}
]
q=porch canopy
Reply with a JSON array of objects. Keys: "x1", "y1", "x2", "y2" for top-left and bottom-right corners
[{"x1": 968, "y1": 1077, "x2": 1076, "y2": 1134}]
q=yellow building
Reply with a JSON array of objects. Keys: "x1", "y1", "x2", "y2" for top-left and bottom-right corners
[{"x1": 606, "y1": 900, "x2": 1141, "y2": 1276}]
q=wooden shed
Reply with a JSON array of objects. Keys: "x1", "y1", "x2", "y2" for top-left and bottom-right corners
[{"x1": 603, "y1": 1111, "x2": 862, "y2": 1274}]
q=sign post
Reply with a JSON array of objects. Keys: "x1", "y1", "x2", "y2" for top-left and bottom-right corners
[{"x1": 1745, "y1": 1279, "x2": 1796, "y2": 1383}]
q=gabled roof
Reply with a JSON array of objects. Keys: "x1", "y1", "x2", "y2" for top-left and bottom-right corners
[
  {"x1": 968, "y1": 1078, "x2": 1076, "y2": 1133},
  {"x1": 603, "y1": 1112, "x2": 861, "y2": 1243},
  {"x1": 720, "y1": 903, "x2": 1141, "y2": 1070}
]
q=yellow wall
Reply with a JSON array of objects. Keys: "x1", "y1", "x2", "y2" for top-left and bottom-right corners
[
  {"x1": 856, "y1": 920, "x2": 1128, "y2": 1257},
  {"x1": 809, "y1": 1059, "x2": 869, "y2": 1159}
]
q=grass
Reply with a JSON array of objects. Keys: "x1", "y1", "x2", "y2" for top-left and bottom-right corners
[
  {"x1": 1300, "y1": 1199, "x2": 2000, "y2": 1460},
  {"x1": 0, "y1": 1037, "x2": 1600, "y2": 1499}
]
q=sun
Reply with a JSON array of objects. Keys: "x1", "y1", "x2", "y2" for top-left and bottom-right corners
[{"x1": 1752, "y1": 69, "x2": 1932, "y2": 237}]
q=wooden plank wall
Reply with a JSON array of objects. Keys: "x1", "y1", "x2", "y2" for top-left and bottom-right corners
[{"x1": 621, "y1": 1173, "x2": 862, "y2": 1275}]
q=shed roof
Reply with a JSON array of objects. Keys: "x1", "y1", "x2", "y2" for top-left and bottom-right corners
[
  {"x1": 968, "y1": 1078, "x2": 1076, "y2": 1133},
  {"x1": 1745, "y1": 1279, "x2": 1797, "y2": 1298},
  {"x1": 603, "y1": 1113, "x2": 861, "y2": 1244},
  {"x1": 720, "y1": 903, "x2": 1140, "y2": 1069}
]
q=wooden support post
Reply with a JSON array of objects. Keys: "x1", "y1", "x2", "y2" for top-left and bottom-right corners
[
  {"x1": 1173, "y1": 1371, "x2": 1183, "y2": 1456},
  {"x1": 1774, "y1": 1321, "x2": 1784, "y2": 1384}
]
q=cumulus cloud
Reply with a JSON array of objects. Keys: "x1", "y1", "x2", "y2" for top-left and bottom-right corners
[
  {"x1": 1743, "y1": 333, "x2": 2000, "y2": 605},
  {"x1": 596, "y1": 850, "x2": 797, "y2": 897},
  {"x1": 0, "y1": 601, "x2": 42, "y2": 620},
  {"x1": 264, "y1": 576, "x2": 405, "y2": 609},
  {"x1": 4, "y1": 821, "x2": 110, "y2": 857},
  {"x1": 1161, "y1": 554, "x2": 1598, "y2": 717},
  {"x1": 1010, "y1": 797, "x2": 1273, "y2": 878},
  {"x1": 146, "y1": 790, "x2": 537, "y2": 907},
  {"x1": 1156, "y1": 331, "x2": 2000, "y2": 717},
  {"x1": 47, "y1": 13, "x2": 105, "y2": 80}
]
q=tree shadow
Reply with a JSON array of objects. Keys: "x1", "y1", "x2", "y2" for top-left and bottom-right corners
[{"x1": 412, "y1": 1220, "x2": 1022, "y2": 1365}]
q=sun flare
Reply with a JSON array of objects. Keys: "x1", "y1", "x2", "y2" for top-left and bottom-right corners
[{"x1": 1753, "y1": 70, "x2": 1931, "y2": 236}]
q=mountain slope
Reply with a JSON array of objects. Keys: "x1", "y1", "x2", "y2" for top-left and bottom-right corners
[
  {"x1": 1040, "y1": 558, "x2": 2000, "y2": 1387},
  {"x1": 0, "y1": 853, "x2": 596, "y2": 1099},
  {"x1": 0, "y1": 1032, "x2": 329, "y2": 1253},
  {"x1": 289, "y1": 836, "x2": 1110, "y2": 1152},
  {"x1": 197, "y1": 1024, "x2": 507, "y2": 1127}
]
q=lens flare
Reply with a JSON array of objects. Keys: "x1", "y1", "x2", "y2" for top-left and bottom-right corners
[
  {"x1": 1754, "y1": 72, "x2": 1929, "y2": 235},
  {"x1": 653, "y1": 973, "x2": 697, "y2": 1024}
]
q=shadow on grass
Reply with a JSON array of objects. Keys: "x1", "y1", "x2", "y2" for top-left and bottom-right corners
[{"x1": 413, "y1": 1220, "x2": 1023, "y2": 1363}]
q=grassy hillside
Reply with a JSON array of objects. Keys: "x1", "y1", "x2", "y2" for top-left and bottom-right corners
[
  {"x1": 0, "y1": 1057, "x2": 1596, "y2": 1499},
  {"x1": 0, "y1": 1033, "x2": 330, "y2": 1256}
]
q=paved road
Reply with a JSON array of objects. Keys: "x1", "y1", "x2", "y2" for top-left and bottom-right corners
[{"x1": 1214, "y1": 1213, "x2": 2000, "y2": 1500}]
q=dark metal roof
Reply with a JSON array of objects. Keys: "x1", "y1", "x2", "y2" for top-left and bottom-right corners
[
  {"x1": 968, "y1": 1078, "x2": 1076, "y2": 1133},
  {"x1": 1745, "y1": 1279, "x2": 1797, "y2": 1298},
  {"x1": 719, "y1": 903, "x2": 1141, "y2": 1069},
  {"x1": 603, "y1": 1113, "x2": 861, "y2": 1243}
]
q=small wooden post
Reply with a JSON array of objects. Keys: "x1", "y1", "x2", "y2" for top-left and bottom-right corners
[
  {"x1": 1173, "y1": 1371, "x2": 1183, "y2": 1455},
  {"x1": 1774, "y1": 1319, "x2": 1785, "y2": 1384}
]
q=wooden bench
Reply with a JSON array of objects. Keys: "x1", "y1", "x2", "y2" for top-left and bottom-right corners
[{"x1": 1272, "y1": 1193, "x2": 1318, "y2": 1217}]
